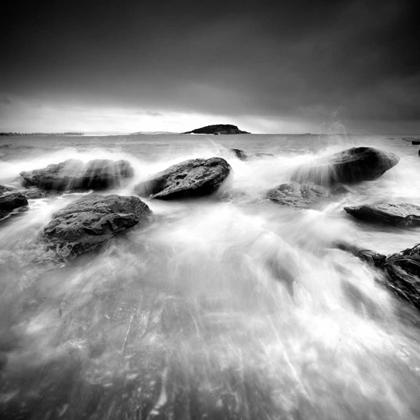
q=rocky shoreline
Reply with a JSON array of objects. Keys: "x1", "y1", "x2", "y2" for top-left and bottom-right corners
[{"x1": 2, "y1": 143, "x2": 420, "y2": 316}]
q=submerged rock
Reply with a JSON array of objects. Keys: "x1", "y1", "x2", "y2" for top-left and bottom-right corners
[
  {"x1": 0, "y1": 191, "x2": 28, "y2": 218},
  {"x1": 43, "y1": 194, "x2": 151, "y2": 260},
  {"x1": 230, "y1": 148, "x2": 273, "y2": 161},
  {"x1": 267, "y1": 183, "x2": 329, "y2": 208},
  {"x1": 134, "y1": 157, "x2": 231, "y2": 199},
  {"x1": 184, "y1": 124, "x2": 249, "y2": 135},
  {"x1": 344, "y1": 203, "x2": 420, "y2": 227},
  {"x1": 292, "y1": 147, "x2": 399, "y2": 186},
  {"x1": 20, "y1": 159, "x2": 134, "y2": 191}
]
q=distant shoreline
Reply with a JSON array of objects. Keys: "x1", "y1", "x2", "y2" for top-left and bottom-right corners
[{"x1": 0, "y1": 132, "x2": 84, "y2": 136}]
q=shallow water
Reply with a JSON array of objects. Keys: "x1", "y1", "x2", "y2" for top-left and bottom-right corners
[{"x1": 1, "y1": 133, "x2": 420, "y2": 419}]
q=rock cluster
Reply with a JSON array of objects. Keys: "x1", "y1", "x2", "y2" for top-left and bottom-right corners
[
  {"x1": 268, "y1": 146, "x2": 399, "y2": 209},
  {"x1": 5, "y1": 141, "x2": 420, "y2": 319}
]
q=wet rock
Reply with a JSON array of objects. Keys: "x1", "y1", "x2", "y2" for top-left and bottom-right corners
[
  {"x1": 336, "y1": 241, "x2": 420, "y2": 311},
  {"x1": 0, "y1": 185, "x2": 15, "y2": 194},
  {"x1": 230, "y1": 148, "x2": 273, "y2": 161},
  {"x1": 134, "y1": 157, "x2": 231, "y2": 199},
  {"x1": 43, "y1": 194, "x2": 151, "y2": 260},
  {"x1": 184, "y1": 124, "x2": 249, "y2": 135},
  {"x1": 344, "y1": 203, "x2": 420, "y2": 227},
  {"x1": 20, "y1": 187, "x2": 60, "y2": 199},
  {"x1": 20, "y1": 159, "x2": 134, "y2": 191},
  {"x1": 335, "y1": 242, "x2": 386, "y2": 267},
  {"x1": 382, "y1": 244, "x2": 420, "y2": 311},
  {"x1": 0, "y1": 191, "x2": 28, "y2": 218},
  {"x1": 267, "y1": 182, "x2": 329, "y2": 208},
  {"x1": 292, "y1": 147, "x2": 399, "y2": 186}
]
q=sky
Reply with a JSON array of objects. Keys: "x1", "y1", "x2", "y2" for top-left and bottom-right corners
[{"x1": 0, "y1": 0, "x2": 419, "y2": 134}]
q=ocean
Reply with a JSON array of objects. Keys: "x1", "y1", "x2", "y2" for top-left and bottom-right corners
[{"x1": 1, "y1": 133, "x2": 420, "y2": 419}]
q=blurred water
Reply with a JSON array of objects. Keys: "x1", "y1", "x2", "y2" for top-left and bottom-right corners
[{"x1": 1, "y1": 133, "x2": 420, "y2": 419}]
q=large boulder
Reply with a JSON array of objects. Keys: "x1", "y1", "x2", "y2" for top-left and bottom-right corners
[
  {"x1": 184, "y1": 124, "x2": 249, "y2": 135},
  {"x1": 43, "y1": 194, "x2": 151, "y2": 260},
  {"x1": 267, "y1": 183, "x2": 329, "y2": 208},
  {"x1": 134, "y1": 157, "x2": 231, "y2": 199},
  {"x1": 20, "y1": 159, "x2": 134, "y2": 191},
  {"x1": 0, "y1": 191, "x2": 28, "y2": 218},
  {"x1": 344, "y1": 203, "x2": 420, "y2": 226},
  {"x1": 292, "y1": 147, "x2": 399, "y2": 186}
]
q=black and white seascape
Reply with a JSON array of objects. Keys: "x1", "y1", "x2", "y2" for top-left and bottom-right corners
[
  {"x1": 1, "y1": 133, "x2": 420, "y2": 420},
  {"x1": 1, "y1": 0, "x2": 420, "y2": 419}
]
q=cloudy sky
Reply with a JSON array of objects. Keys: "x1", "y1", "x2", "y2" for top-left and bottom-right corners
[{"x1": 0, "y1": 0, "x2": 418, "y2": 134}]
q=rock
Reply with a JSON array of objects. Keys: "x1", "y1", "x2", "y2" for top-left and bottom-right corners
[
  {"x1": 344, "y1": 203, "x2": 420, "y2": 226},
  {"x1": 382, "y1": 244, "x2": 420, "y2": 311},
  {"x1": 267, "y1": 183, "x2": 329, "y2": 208},
  {"x1": 230, "y1": 148, "x2": 273, "y2": 161},
  {"x1": 412, "y1": 140, "x2": 420, "y2": 145},
  {"x1": 0, "y1": 191, "x2": 28, "y2": 218},
  {"x1": 20, "y1": 159, "x2": 134, "y2": 191},
  {"x1": 21, "y1": 187, "x2": 60, "y2": 199},
  {"x1": 184, "y1": 124, "x2": 249, "y2": 135},
  {"x1": 336, "y1": 241, "x2": 420, "y2": 311},
  {"x1": 292, "y1": 147, "x2": 399, "y2": 186},
  {"x1": 335, "y1": 242, "x2": 386, "y2": 267},
  {"x1": 43, "y1": 194, "x2": 151, "y2": 260},
  {"x1": 134, "y1": 157, "x2": 231, "y2": 199},
  {"x1": 0, "y1": 185, "x2": 15, "y2": 194}
]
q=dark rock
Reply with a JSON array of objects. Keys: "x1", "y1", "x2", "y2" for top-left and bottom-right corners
[
  {"x1": 292, "y1": 147, "x2": 399, "y2": 187},
  {"x1": 344, "y1": 203, "x2": 420, "y2": 227},
  {"x1": 230, "y1": 148, "x2": 273, "y2": 161},
  {"x1": 0, "y1": 185, "x2": 15, "y2": 194},
  {"x1": 134, "y1": 157, "x2": 231, "y2": 199},
  {"x1": 336, "y1": 241, "x2": 420, "y2": 311},
  {"x1": 412, "y1": 140, "x2": 420, "y2": 145},
  {"x1": 20, "y1": 159, "x2": 134, "y2": 191},
  {"x1": 42, "y1": 194, "x2": 151, "y2": 260},
  {"x1": 335, "y1": 242, "x2": 386, "y2": 267},
  {"x1": 382, "y1": 244, "x2": 420, "y2": 311},
  {"x1": 184, "y1": 124, "x2": 249, "y2": 135},
  {"x1": 21, "y1": 187, "x2": 60, "y2": 199},
  {"x1": 267, "y1": 182, "x2": 329, "y2": 208},
  {"x1": 0, "y1": 191, "x2": 28, "y2": 218}
]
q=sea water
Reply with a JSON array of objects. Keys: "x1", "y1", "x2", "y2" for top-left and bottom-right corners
[{"x1": 1, "y1": 133, "x2": 420, "y2": 419}]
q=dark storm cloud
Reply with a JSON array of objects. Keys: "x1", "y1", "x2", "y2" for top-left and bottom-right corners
[{"x1": 0, "y1": 0, "x2": 419, "y2": 132}]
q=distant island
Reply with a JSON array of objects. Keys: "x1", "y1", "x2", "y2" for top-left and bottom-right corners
[{"x1": 184, "y1": 124, "x2": 250, "y2": 135}]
